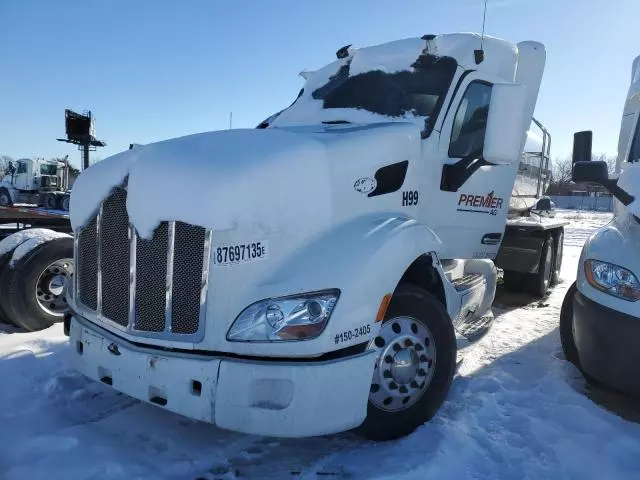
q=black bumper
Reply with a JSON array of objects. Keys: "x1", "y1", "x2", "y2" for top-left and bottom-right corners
[{"x1": 573, "y1": 291, "x2": 640, "y2": 396}]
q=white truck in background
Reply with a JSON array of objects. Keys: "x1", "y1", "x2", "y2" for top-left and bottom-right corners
[
  {"x1": 63, "y1": 33, "x2": 566, "y2": 440},
  {"x1": 0, "y1": 156, "x2": 72, "y2": 211},
  {"x1": 560, "y1": 54, "x2": 640, "y2": 396}
]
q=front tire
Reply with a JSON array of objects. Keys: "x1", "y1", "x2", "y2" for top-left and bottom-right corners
[
  {"x1": 560, "y1": 282, "x2": 580, "y2": 366},
  {"x1": 356, "y1": 285, "x2": 456, "y2": 441},
  {"x1": 0, "y1": 187, "x2": 12, "y2": 206}
]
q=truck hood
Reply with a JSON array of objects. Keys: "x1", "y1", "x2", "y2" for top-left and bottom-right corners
[{"x1": 70, "y1": 123, "x2": 420, "y2": 239}]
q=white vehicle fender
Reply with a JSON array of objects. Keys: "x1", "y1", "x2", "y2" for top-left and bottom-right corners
[{"x1": 258, "y1": 214, "x2": 445, "y2": 350}]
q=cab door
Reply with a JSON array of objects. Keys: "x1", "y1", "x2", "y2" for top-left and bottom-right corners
[
  {"x1": 14, "y1": 160, "x2": 32, "y2": 191},
  {"x1": 429, "y1": 74, "x2": 521, "y2": 260}
]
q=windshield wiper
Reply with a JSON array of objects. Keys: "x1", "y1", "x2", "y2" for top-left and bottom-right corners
[{"x1": 322, "y1": 120, "x2": 351, "y2": 125}]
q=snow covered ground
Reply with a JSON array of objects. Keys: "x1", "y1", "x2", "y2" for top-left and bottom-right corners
[{"x1": 2, "y1": 209, "x2": 640, "y2": 480}]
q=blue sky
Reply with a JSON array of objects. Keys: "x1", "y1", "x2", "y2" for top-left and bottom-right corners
[{"x1": 1, "y1": 0, "x2": 638, "y2": 167}]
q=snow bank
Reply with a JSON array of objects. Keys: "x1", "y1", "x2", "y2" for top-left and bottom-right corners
[
  {"x1": 0, "y1": 229, "x2": 70, "y2": 267},
  {"x1": 70, "y1": 129, "x2": 332, "y2": 239}
]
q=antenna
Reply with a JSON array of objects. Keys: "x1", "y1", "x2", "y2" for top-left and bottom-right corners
[
  {"x1": 229, "y1": 111, "x2": 233, "y2": 129},
  {"x1": 474, "y1": 0, "x2": 488, "y2": 65}
]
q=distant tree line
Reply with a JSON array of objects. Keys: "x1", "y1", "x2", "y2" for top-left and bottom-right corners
[{"x1": 546, "y1": 154, "x2": 617, "y2": 195}]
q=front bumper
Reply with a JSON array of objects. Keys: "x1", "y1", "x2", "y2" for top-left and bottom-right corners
[
  {"x1": 69, "y1": 315, "x2": 377, "y2": 437},
  {"x1": 573, "y1": 291, "x2": 640, "y2": 396}
]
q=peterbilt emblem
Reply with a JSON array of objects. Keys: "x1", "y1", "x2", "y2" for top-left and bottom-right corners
[{"x1": 354, "y1": 177, "x2": 377, "y2": 194}]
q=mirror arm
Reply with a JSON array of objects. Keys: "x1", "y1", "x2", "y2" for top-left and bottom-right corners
[{"x1": 604, "y1": 179, "x2": 635, "y2": 206}]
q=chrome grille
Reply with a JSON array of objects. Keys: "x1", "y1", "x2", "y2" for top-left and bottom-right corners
[
  {"x1": 172, "y1": 222, "x2": 207, "y2": 334},
  {"x1": 74, "y1": 188, "x2": 210, "y2": 342},
  {"x1": 77, "y1": 217, "x2": 98, "y2": 310},
  {"x1": 134, "y1": 222, "x2": 169, "y2": 332},
  {"x1": 100, "y1": 188, "x2": 130, "y2": 326}
]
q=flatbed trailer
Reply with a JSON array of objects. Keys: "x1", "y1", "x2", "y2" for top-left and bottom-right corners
[{"x1": 0, "y1": 204, "x2": 71, "y2": 238}]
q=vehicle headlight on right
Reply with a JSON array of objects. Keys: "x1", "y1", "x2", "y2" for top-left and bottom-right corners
[{"x1": 585, "y1": 259, "x2": 640, "y2": 301}]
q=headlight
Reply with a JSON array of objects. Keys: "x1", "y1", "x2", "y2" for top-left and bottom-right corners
[
  {"x1": 585, "y1": 260, "x2": 640, "y2": 301},
  {"x1": 227, "y1": 290, "x2": 339, "y2": 342}
]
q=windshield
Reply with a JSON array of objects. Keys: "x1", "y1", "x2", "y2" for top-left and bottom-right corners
[
  {"x1": 268, "y1": 53, "x2": 457, "y2": 134},
  {"x1": 40, "y1": 164, "x2": 57, "y2": 176}
]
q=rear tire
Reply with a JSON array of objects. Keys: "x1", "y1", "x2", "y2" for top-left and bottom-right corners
[
  {"x1": 526, "y1": 236, "x2": 554, "y2": 297},
  {"x1": 60, "y1": 194, "x2": 70, "y2": 212},
  {"x1": 355, "y1": 285, "x2": 456, "y2": 441},
  {"x1": 44, "y1": 193, "x2": 58, "y2": 210},
  {"x1": 1, "y1": 237, "x2": 73, "y2": 331}
]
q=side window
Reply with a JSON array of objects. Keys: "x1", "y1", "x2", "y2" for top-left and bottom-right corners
[
  {"x1": 449, "y1": 82, "x2": 493, "y2": 158},
  {"x1": 629, "y1": 117, "x2": 640, "y2": 163},
  {"x1": 16, "y1": 162, "x2": 27, "y2": 174}
]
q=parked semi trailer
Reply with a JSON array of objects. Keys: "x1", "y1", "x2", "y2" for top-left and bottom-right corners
[{"x1": 14, "y1": 32, "x2": 562, "y2": 441}]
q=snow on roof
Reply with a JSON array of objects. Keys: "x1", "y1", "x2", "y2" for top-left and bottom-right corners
[
  {"x1": 271, "y1": 33, "x2": 518, "y2": 129},
  {"x1": 70, "y1": 129, "x2": 333, "y2": 239}
]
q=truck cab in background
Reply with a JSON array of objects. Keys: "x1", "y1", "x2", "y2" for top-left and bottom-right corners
[
  {"x1": 0, "y1": 157, "x2": 72, "y2": 211},
  {"x1": 65, "y1": 33, "x2": 565, "y2": 441},
  {"x1": 561, "y1": 55, "x2": 640, "y2": 396}
]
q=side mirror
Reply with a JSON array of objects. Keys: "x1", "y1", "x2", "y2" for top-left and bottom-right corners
[
  {"x1": 572, "y1": 161, "x2": 608, "y2": 184},
  {"x1": 572, "y1": 131, "x2": 593, "y2": 164},
  {"x1": 483, "y1": 83, "x2": 528, "y2": 165}
]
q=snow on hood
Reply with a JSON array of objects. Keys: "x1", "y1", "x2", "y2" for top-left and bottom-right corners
[
  {"x1": 70, "y1": 129, "x2": 332, "y2": 239},
  {"x1": 618, "y1": 164, "x2": 640, "y2": 217}
]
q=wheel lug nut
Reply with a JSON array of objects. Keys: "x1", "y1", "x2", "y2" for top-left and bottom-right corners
[
  {"x1": 415, "y1": 344, "x2": 424, "y2": 351},
  {"x1": 399, "y1": 385, "x2": 408, "y2": 394},
  {"x1": 418, "y1": 369, "x2": 426, "y2": 377},
  {"x1": 420, "y1": 354, "x2": 428, "y2": 362},
  {"x1": 383, "y1": 370, "x2": 392, "y2": 379},
  {"x1": 389, "y1": 382, "x2": 398, "y2": 390},
  {"x1": 410, "y1": 380, "x2": 419, "y2": 388},
  {"x1": 370, "y1": 384, "x2": 380, "y2": 393},
  {"x1": 393, "y1": 344, "x2": 402, "y2": 352},
  {"x1": 384, "y1": 355, "x2": 393, "y2": 364}
]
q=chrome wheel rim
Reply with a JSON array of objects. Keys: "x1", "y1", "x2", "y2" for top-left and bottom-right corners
[
  {"x1": 368, "y1": 317, "x2": 436, "y2": 412},
  {"x1": 36, "y1": 258, "x2": 73, "y2": 316}
]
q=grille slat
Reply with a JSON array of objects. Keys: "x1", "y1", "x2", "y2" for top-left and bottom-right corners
[
  {"x1": 75, "y1": 190, "x2": 208, "y2": 341},
  {"x1": 77, "y1": 217, "x2": 98, "y2": 311},
  {"x1": 100, "y1": 188, "x2": 130, "y2": 326},
  {"x1": 134, "y1": 222, "x2": 169, "y2": 332},
  {"x1": 172, "y1": 222, "x2": 206, "y2": 334}
]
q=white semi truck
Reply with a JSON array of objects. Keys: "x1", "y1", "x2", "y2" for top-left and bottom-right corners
[
  {"x1": 63, "y1": 33, "x2": 566, "y2": 440},
  {"x1": 0, "y1": 156, "x2": 72, "y2": 210},
  {"x1": 560, "y1": 55, "x2": 640, "y2": 395}
]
